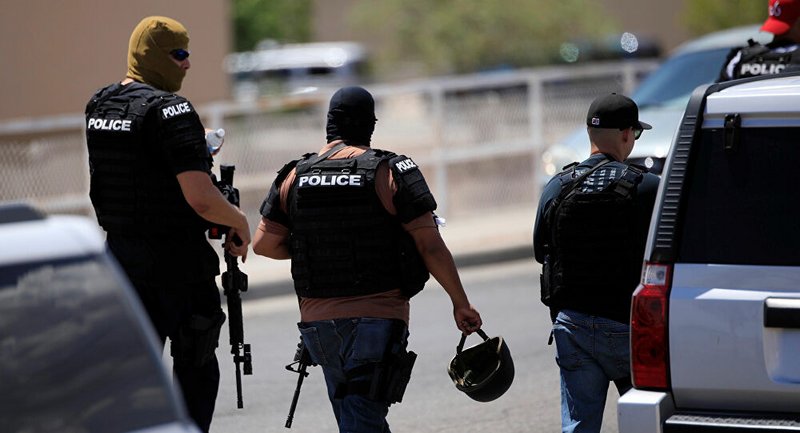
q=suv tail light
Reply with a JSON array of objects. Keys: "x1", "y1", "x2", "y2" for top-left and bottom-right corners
[{"x1": 631, "y1": 262, "x2": 672, "y2": 390}]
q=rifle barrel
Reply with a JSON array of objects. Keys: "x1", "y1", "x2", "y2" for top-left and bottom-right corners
[
  {"x1": 235, "y1": 357, "x2": 244, "y2": 409},
  {"x1": 285, "y1": 365, "x2": 307, "y2": 428}
]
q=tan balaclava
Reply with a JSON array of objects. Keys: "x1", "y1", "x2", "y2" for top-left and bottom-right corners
[{"x1": 126, "y1": 16, "x2": 189, "y2": 92}]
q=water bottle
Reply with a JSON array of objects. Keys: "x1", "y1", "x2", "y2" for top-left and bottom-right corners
[{"x1": 206, "y1": 128, "x2": 225, "y2": 155}]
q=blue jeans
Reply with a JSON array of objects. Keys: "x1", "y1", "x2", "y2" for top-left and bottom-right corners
[
  {"x1": 553, "y1": 309, "x2": 631, "y2": 433},
  {"x1": 299, "y1": 318, "x2": 406, "y2": 433}
]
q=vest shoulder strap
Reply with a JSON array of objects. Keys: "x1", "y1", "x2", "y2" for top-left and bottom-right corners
[
  {"x1": 556, "y1": 158, "x2": 613, "y2": 201},
  {"x1": 86, "y1": 83, "x2": 126, "y2": 114},
  {"x1": 276, "y1": 159, "x2": 300, "y2": 185},
  {"x1": 295, "y1": 142, "x2": 349, "y2": 175},
  {"x1": 610, "y1": 163, "x2": 645, "y2": 199}
]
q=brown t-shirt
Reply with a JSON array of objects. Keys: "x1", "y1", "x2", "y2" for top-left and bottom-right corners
[{"x1": 260, "y1": 141, "x2": 435, "y2": 324}]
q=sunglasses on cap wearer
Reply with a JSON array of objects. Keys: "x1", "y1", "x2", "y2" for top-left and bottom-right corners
[
  {"x1": 170, "y1": 49, "x2": 190, "y2": 61},
  {"x1": 620, "y1": 126, "x2": 643, "y2": 140}
]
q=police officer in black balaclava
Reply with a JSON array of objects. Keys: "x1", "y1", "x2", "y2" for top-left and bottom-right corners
[
  {"x1": 252, "y1": 86, "x2": 483, "y2": 432},
  {"x1": 325, "y1": 85, "x2": 377, "y2": 145},
  {"x1": 84, "y1": 16, "x2": 250, "y2": 432}
]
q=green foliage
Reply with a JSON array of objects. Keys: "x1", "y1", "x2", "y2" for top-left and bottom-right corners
[
  {"x1": 348, "y1": 0, "x2": 618, "y2": 76},
  {"x1": 233, "y1": 0, "x2": 312, "y2": 51},
  {"x1": 683, "y1": 0, "x2": 766, "y2": 36}
]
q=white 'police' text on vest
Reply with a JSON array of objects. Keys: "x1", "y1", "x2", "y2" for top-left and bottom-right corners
[
  {"x1": 741, "y1": 63, "x2": 786, "y2": 75},
  {"x1": 394, "y1": 158, "x2": 417, "y2": 173},
  {"x1": 298, "y1": 174, "x2": 364, "y2": 187},
  {"x1": 161, "y1": 101, "x2": 192, "y2": 119},
  {"x1": 87, "y1": 118, "x2": 132, "y2": 132}
]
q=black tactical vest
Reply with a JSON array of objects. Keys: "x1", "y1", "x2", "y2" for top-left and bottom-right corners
[
  {"x1": 287, "y1": 147, "x2": 429, "y2": 298},
  {"x1": 543, "y1": 162, "x2": 646, "y2": 323},
  {"x1": 85, "y1": 82, "x2": 208, "y2": 234},
  {"x1": 731, "y1": 39, "x2": 800, "y2": 79}
]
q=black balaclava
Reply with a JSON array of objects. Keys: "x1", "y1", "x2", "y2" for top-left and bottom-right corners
[{"x1": 325, "y1": 86, "x2": 377, "y2": 146}]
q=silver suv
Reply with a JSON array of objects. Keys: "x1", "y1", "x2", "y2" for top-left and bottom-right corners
[
  {"x1": 618, "y1": 73, "x2": 800, "y2": 432},
  {"x1": 0, "y1": 203, "x2": 200, "y2": 433}
]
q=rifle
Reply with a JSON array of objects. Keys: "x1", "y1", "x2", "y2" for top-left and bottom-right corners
[
  {"x1": 285, "y1": 338, "x2": 315, "y2": 428},
  {"x1": 210, "y1": 164, "x2": 253, "y2": 409}
]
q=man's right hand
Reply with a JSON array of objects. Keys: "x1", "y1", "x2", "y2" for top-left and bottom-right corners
[
  {"x1": 225, "y1": 219, "x2": 251, "y2": 262},
  {"x1": 177, "y1": 170, "x2": 252, "y2": 261},
  {"x1": 455, "y1": 304, "x2": 482, "y2": 335}
]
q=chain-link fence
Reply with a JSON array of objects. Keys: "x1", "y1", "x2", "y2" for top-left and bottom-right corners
[{"x1": 0, "y1": 60, "x2": 657, "y2": 226}]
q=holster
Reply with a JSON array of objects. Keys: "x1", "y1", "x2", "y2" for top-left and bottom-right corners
[
  {"x1": 171, "y1": 310, "x2": 226, "y2": 367},
  {"x1": 368, "y1": 348, "x2": 417, "y2": 405},
  {"x1": 338, "y1": 321, "x2": 417, "y2": 405}
]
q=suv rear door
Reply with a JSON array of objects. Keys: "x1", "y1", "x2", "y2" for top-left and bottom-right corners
[{"x1": 648, "y1": 76, "x2": 800, "y2": 414}]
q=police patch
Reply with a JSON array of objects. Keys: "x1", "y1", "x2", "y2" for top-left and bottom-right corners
[
  {"x1": 161, "y1": 101, "x2": 193, "y2": 119},
  {"x1": 87, "y1": 117, "x2": 132, "y2": 132},
  {"x1": 297, "y1": 173, "x2": 365, "y2": 187},
  {"x1": 394, "y1": 158, "x2": 418, "y2": 173}
]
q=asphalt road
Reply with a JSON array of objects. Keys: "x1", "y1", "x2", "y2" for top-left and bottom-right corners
[{"x1": 209, "y1": 260, "x2": 621, "y2": 433}]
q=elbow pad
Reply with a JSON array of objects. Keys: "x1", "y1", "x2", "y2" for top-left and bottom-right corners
[
  {"x1": 390, "y1": 155, "x2": 437, "y2": 223},
  {"x1": 259, "y1": 159, "x2": 298, "y2": 226}
]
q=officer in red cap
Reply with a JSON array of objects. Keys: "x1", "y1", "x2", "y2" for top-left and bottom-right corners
[{"x1": 719, "y1": 0, "x2": 800, "y2": 81}]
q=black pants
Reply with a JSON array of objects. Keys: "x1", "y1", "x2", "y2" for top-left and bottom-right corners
[
  {"x1": 107, "y1": 235, "x2": 222, "y2": 432},
  {"x1": 136, "y1": 279, "x2": 222, "y2": 432}
]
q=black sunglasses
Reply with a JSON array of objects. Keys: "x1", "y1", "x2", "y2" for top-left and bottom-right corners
[
  {"x1": 170, "y1": 49, "x2": 190, "y2": 61},
  {"x1": 621, "y1": 126, "x2": 643, "y2": 140}
]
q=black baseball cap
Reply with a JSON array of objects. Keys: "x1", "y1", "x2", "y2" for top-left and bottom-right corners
[{"x1": 586, "y1": 93, "x2": 652, "y2": 130}]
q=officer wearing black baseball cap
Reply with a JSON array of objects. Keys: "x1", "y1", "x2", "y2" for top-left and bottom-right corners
[
  {"x1": 533, "y1": 93, "x2": 659, "y2": 432},
  {"x1": 586, "y1": 92, "x2": 652, "y2": 137}
]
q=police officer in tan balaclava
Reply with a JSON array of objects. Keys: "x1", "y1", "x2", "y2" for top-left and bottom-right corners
[{"x1": 84, "y1": 16, "x2": 250, "y2": 432}]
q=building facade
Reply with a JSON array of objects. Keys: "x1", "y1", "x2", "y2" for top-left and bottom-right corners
[{"x1": 0, "y1": 1, "x2": 230, "y2": 121}]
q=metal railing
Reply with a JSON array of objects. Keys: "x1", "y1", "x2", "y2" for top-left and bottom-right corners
[{"x1": 0, "y1": 59, "x2": 657, "y2": 225}]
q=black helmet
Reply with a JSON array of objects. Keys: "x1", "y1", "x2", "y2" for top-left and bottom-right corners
[{"x1": 447, "y1": 329, "x2": 514, "y2": 402}]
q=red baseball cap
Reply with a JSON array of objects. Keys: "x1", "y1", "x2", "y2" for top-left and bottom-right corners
[{"x1": 761, "y1": 0, "x2": 800, "y2": 35}]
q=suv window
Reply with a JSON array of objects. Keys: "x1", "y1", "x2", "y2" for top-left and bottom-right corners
[
  {"x1": 678, "y1": 127, "x2": 800, "y2": 266},
  {"x1": 0, "y1": 254, "x2": 180, "y2": 432}
]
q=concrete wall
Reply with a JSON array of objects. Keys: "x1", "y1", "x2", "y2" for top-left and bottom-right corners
[{"x1": 0, "y1": 1, "x2": 231, "y2": 121}]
